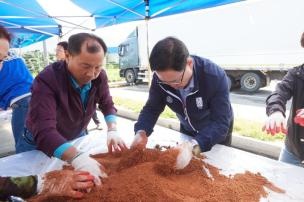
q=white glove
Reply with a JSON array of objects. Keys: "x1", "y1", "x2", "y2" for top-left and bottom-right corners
[
  {"x1": 36, "y1": 174, "x2": 44, "y2": 193},
  {"x1": 71, "y1": 153, "x2": 107, "y2": 185},
  {"x1": 107, "y1": 130, "x2": 128, "y2": 153},
  {"x1": 263, "y1": 111, "x2": 287, "y2": 135},
  {"x1": 175, "y1": 141, "x2": 193, "y2": 170},
  {"x1": 130, "y1": 130, "x2": 148, "y2": 149}
]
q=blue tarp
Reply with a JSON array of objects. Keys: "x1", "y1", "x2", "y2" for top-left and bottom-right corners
[
  {"x1": 73, "y1": 0, "x2": 242, "y2": 29},
  {"x1": 0, "y1": 0, "x2": 60, "y2": 48},
  {"x1": 7, "y1": 28, "x2": 57, "y2": 48}
]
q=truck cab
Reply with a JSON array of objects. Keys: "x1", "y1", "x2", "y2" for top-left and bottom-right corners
[{"x1": 118, "y1": 29, "x2": 140, "y2": 84}]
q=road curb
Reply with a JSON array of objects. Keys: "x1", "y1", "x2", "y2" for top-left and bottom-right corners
[
  {"x1": 109, "y1": 81, "x2": 129, "y2": 88},
  {"x1": 116, "y1": 106, "x2": 282, "y2": 159}
]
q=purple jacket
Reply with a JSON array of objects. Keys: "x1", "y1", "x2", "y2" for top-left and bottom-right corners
[{"x1": 26, "y1": 61, "x2": 116, "y2": 156}]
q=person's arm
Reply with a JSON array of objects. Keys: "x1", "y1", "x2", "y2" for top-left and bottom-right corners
[
  {"x1": 0, "y1": 175, "x2": 37, "y2": 200},
  {"x1": 28, "y1": 75, "x2": 68, "y2": 157},
  {"x1": 106, "y1": 116, "x2": 117, "y2": 131},
  {"x1": 0, "y1": 171, "x2": 95, "y2": 201},
  {"x1": 0, "y1": 95, "x2": 6, "y2": 110},
  {"x1": 36, "y1": 170, "x2": 94, "y2": 199},
  {"x1": 266, "y1": 69, "x2": 295, "y2": 116},
  {"x1": 134, "y1": 76, "x2": 166, "y2": 136},
  {"x1": 105, "y1": 115, "x2": 128, "y2": 153},
  {"x1": 131, "y1": 76, "x2": 166, "y2": 148},
  {"x1": 0, "y1": 58, "x2": 32, "y2": 111},
  {"x1": 96, "y1": 71, "x2": 127, "y2": 152},
  {"x1": 97, "y1": 70, "x2": 117, "y2": 118},
  {"x1": 194, "y1": 73, "x2": 232, "y2": 152},
  {"x1": 29, "y1": 76, "x2": 80, "y2": 162},
  {"x1": 263, "y1": 68, "x2": 296, "y2": 135}
]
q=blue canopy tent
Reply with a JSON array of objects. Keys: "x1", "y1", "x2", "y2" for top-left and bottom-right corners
[
  {"x1": 0, "y1": 0, "x2": 243, "y2": 48},
  {"x1": 72, "y1": 0, "x2": 242, "y2": 29},
  {"x1": 0, "y1": 0, "x2": 60, "y2": 48}
]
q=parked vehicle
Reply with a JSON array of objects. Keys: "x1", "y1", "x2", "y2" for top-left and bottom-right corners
[{"x1": 118, "y1": 0, "x2": 303, "y2": 93}]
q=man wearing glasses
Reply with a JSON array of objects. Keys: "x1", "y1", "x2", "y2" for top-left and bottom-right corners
[{"x1": 131, "y1": 37, "x2": 233, "y2": 168}]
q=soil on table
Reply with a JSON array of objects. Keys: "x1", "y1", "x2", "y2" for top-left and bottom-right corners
[{"x1": 29, "y1": 147, "x2": 285, "y2": 202}]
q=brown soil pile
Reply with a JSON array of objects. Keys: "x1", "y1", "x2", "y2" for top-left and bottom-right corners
[{"x1": 29, "y1": 148, "x2": 285, "y2": 202}]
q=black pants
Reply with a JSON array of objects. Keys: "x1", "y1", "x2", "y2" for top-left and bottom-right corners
[{"x1": 92, "y1": 111, "x2": 100, "y2": 125}]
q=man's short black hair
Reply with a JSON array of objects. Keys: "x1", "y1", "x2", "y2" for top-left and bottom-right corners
[
  {"x1": 149, "y1": 37, "x2": 189, "y2": 72},
  {"x1": 0, "y1": 25, "x2": 11, "y2": 43},
  {"x1": 68, "y1": 33, "x2": 107, "y2": 56},
  {"x1": 57, "y1": 41, "x2": 68, "y2": 51}
]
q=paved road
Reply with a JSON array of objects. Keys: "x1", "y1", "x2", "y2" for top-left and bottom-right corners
[{"x1": 110, "y1": 81, "x2": 291, "y2": 122}]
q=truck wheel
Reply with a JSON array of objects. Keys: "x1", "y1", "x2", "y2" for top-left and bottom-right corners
[
  {"x1": 240, "y1": 72, "x2": 261, "y2": 93},
  {"x1": 227, "y1": 76, "x2": 234, "y2": 91},
  {"x1": 125, "y1": 69, "x2": 136, "y2": 84}
]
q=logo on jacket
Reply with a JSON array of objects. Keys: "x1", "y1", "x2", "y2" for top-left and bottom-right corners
[
  {"x1": 196, "y1": 97, "x2": 203, "y2": 109},
  {"x1": 166, "y1": 96, "x2": 173, "y2": 104}
]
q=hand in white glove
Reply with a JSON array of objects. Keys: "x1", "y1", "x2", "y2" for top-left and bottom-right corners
[
  {"x1": 130, "y1": 130, "x2": 148, "y2": 149},
  {"x1": 262, "y1": 111, "x2": 287, "y2": 135},
  {"x1": 175, "y1": 141, "x2": 193, "y2": 170},
  {"x1": 107, "y1": 130, "x2": 128, "y2": 153},
  {"x1": 37, "y1": 170, "x2": 94, "y2": 198},
  {"x1": 71, "y1": 153, "x2": 107, "y2": 185}
]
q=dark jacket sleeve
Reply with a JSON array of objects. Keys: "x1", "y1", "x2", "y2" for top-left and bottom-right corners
[
  {"x1": 266, "y1": 69, "x2": 295, "y2": 117},
  {"x1": 194, "y1": 73, "x2": 232, "y2": 152},
  {"x1": 27, "y1": 73, "x2": 67, "y2": 157},
  {"x1": 97, "y1": 70, "x2": 117, "y2": 116},
  {"x1": 134, "y1": 76, "x2": 166, "y2": 135},
  {"x1": 0, "y1": 176, "x2": 37, "y2": 200}
]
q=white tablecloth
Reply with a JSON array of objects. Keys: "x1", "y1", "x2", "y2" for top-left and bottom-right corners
[{"x1": 0, "y1": 117, "x2": 303, "y2": 202}]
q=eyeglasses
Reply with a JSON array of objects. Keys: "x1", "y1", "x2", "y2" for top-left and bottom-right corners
[{"x1": 157, "y1": 66, "x2": 186, "y2": 85}]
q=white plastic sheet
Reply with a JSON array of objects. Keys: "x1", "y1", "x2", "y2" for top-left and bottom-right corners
[
  {"x1": 0, "y1": 110, "x2": 12, "y2": 121},
  {"x1": 0, "y1": 117, "x2": 303, "y2": 201}
]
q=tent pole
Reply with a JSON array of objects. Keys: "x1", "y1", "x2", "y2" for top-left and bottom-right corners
[
  {"x1": 145, "y1": 19, "x2": 151, "y2": 86},
  {"x1": 145, "y1": 0, "x2": 151, "y2": 86},
  {"x1": 43, "y1": 40, "x2": 49, "y2": 66}
]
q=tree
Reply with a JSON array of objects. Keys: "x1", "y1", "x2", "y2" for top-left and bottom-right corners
[{"x1": 22, "y1": 50, "x2": 56, "y2": 75}]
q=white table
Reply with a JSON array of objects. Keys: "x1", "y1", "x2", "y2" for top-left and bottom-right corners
[
  {"x1": 0, "y1": 110, "x2": 15, "y2": 156},
  {"x1": 0, "y1": 117, "x2": 303, "y2": 202}
]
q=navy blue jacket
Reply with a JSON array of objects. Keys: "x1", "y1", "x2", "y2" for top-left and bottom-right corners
[{"x1": 134, "y1": 56, "x2": 233, "y2": 152}]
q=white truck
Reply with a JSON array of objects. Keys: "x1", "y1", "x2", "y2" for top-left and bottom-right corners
[{"x1": 118, "y1": 0, "x2": 304, "y2": 93}]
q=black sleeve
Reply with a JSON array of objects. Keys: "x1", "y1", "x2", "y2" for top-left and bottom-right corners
[
  {"x1": 134, "y1": 76, "x2": 166, "y2": 135},
  {"x1": 266, "y1": 69, "x2": 295, "y2": 117}
]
